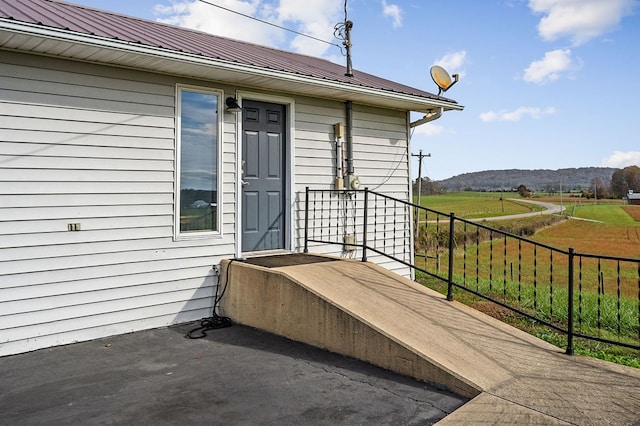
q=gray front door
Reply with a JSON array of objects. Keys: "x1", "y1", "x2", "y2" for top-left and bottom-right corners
[{"x1": 241, "y1": 100, "x2": 286, "y2": 251}]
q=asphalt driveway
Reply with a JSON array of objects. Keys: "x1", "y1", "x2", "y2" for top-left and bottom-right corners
[{"x1": 0, "y1": 322, "x2": 467, "y2": 425}]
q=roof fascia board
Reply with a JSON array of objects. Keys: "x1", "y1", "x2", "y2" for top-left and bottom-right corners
[{"x1": 0, "y1": 19, "x2": 463, "y2": 111}]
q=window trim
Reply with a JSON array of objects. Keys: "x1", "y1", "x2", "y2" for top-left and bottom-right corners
[{"x1": 174, "y1": 84, "x2": 224, "y2": 240}]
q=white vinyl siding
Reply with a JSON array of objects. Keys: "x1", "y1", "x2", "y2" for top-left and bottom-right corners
[
  {"x1": 293, "y1": 98, "x2": 412, "y2": 276},
  {"x1": 0, "y1": 50, "x2": 413, "y2": 357},
  {"x1": 0, "y1": 52, "x2": 237, "y2": 356}
]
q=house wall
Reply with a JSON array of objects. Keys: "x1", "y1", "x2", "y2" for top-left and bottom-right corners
[
  {"x1": 0, "y1": 51, "x2": 240, "y2": 356},
  {"x1": 0, "y1": 50, "x2": 412, "y2": 356},
  {"x1": 292, "y1": 97, "x2": 412, "y2": 275}
]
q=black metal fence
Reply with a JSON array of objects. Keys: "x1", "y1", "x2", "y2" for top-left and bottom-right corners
[{"x1": 303, "y1": 187, "x2": 640, "y2": 354}]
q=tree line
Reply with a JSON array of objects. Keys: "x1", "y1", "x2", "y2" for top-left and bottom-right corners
[
  {"x1": 415, "y1": 166, "x2": 640, "y2": 199},
  {"x1": 507, "y1": 167, "x2": 640, "y2": 199},
  {"x1": 432, "y1": 167, "x2": 616, "y2": 192},
  {"x1": 578, "y1": 165, "x2": 640, "y2": 199}
]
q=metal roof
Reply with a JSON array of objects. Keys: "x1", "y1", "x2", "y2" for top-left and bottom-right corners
[{"x1": 0, "y1": 0, "x2": 462, "y2": 113}]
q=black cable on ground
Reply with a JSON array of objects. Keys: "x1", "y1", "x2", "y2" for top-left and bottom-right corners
[{"x1": 186, "y1": 260, "x2": 235, "y2": 339}]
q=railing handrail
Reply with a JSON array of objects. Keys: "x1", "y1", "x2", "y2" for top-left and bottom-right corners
[
  {"x1": 305, "y1": 187, "x2": 640, "y2": 264},
  {"x1": 303, "y1": 187, "x2": 640, "y2": 354}
]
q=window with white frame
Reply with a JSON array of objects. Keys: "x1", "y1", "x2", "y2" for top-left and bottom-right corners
[{"x1": 176, "y1": 86, "x2": 222, "y2": 236}]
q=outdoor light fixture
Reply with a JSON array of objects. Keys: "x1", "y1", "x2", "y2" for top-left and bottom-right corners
[{"x1": 225, "y1": 97, "x2": 242, "y2": 113}]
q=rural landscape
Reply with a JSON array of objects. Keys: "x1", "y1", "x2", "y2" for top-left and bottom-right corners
[{"x1": 412, "y1": 166, "x2": 640, "y2": 367}]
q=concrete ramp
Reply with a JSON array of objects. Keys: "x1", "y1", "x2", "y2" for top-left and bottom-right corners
[{"x1": 220, "y1": 255, "x2": 510, "y2": 398}]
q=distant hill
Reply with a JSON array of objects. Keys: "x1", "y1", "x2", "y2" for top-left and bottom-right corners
[{"x1": 434, "y1": 167, "x2": 617, "y2": 192}]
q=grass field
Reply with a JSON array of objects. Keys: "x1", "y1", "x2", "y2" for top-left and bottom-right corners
[
  {"x1": 572, "y1": 203, "x2": 640, "y2": 224},
  {"x1": 416, "y1": 192, "x2": 542, "y2": 218},
  {"x1": 420, "y1": 273, "x2": 640, "y2": 367},
  {"x1": 532, "y1": 203, "x2": 640, "y2": 259},
  {"x1": 623, "y1": 206, "x2": 640, "y2": 221},
  {"x1": 420, "y1": 192, "x2": 640, "y2": 257}
]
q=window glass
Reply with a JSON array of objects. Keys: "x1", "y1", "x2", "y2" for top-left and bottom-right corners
[{"x1": 178, "y1": 89, "x2": 219, "y2": 233}]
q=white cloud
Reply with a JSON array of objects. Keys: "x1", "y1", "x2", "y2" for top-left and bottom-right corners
[
  {"x1": 602, "y1": 151, "x2": 640, "y2": 168},
  {"x1": 529, "y1": 0, "x2": 635, "y2": 46},
  {"x1": 278, "y1": 0, "x2": 343, "y2": 56},
  {"x1": 381, "y1": 0, "x2": 403, "y2": 28},
  {"x1": 413, "y1": 123, "x2": 444, "y2": 137},
  {"x1": 154, "y1": 0, "x2": 342, "y2": 57},
  {"x1": 155, "y1": 1, "x2": 284, "y2": 47},
  {"x1": 523, "y1": 49, "x2": 579, "y2": 84},
  {"x1": 479, "y1": 106, "x2": 556, "y2": 122},
  {"x1": 433, "y1": 50, "x2": 467, "y2": 78}
]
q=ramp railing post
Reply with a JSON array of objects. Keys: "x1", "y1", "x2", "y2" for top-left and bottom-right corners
[
  {"x1": 447, "y1": 212, "x2": 455, "y2": 301},
  {"x1": 303, "y1": 186, "x2": 310, "y2": 253},
  {"x1": 566, "y1": 247, "x2": 575, "y2": 355},
  {"x1": 362, "y1": 188, "x2": 368, "y2": 262}
]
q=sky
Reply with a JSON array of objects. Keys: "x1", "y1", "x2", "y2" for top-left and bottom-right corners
[{"x1": 68, "y1": 0, "x2": 640, "y2": 181}]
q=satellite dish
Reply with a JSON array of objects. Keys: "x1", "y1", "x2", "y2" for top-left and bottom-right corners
[{"x1": 430, "y1": 65, "x2": 459, "y2": 96}]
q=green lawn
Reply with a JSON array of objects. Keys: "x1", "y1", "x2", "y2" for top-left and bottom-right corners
[
  {"x1": 572, "y1": 204, "x2": 640, "y2": 226},
  {"x1": 416, "y1": 192, "x2": 541, "y2": 219}
]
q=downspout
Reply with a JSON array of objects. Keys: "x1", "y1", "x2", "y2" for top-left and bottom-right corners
[
  {"x1": 341, "y1": 100, "x2": 358, "y2": 255},
  {"x1": 408, "y1": 107, "x2": 443, "y2": 280},
  {"x1": 344, "y1": 100, "x2": 361, "y2": 190},
  {"x1": 345, "y1": 100, "x2": 354, "y2": 176}
]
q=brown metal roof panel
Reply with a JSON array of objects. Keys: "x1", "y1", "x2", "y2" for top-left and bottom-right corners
[
  {"x1": 0, "y1": 0, "x2": 455, "y2": 104},
  {"x1": 1, "y1": 0, "x2": 169, "y2": 48},
  {"x1": 0, "y1": 1, "x2": 308, "y2": 74},
  {"x1": 0, "y1": 0, "x2": 367, "y2": 80},
  {"x1": 8, "y1": 0, "x2": 106, "y2": 34}
]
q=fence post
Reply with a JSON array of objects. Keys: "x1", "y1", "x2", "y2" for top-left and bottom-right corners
[
  {"x1": 566, "y1": 247, "x2": 575, "y2": 355},
  {"x1": 447, "y1": 212, "x2": 455, "y2": 301},
  {"x1": 362, "y1": 188, "x2": 368, "y2": 262},
  {"x1": 303, "y1": 187, "x2": 310, "y2": 253}
]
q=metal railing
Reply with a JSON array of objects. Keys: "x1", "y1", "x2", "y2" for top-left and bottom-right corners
[{"x1": 303, "y1": 187, "x2": 640, "y2": 354}]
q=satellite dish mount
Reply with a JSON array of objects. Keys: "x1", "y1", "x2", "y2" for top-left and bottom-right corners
[{"x1": 430, "y1": 65, "x2": 459, "y2": 96}]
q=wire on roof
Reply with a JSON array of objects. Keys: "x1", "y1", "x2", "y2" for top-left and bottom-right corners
[
  {"x1": 333, "y1": 0, "x2": 352, "y2": 75},
  {"x1": 197, "y1": 0, "x2": 344, "y2": 53}
]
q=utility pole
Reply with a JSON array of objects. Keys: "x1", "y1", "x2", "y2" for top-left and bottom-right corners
[
  {"x1": 411, "y1": 150, "x2": 431, "y2": 230},
  {"x1": 560, "y1": 179, "x2": 563, "y2": 216}
]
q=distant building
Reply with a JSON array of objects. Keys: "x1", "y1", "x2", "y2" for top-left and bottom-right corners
[{"x1": 624, "y1": 190, "x2": 640, "y2": 205}]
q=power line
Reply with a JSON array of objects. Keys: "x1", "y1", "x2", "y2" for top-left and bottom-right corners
[{"x1": 197, "y1": 0, "x2": 343, "y2": 51}]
